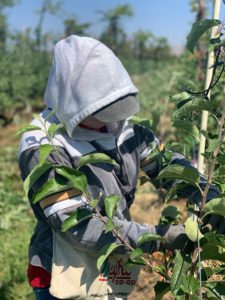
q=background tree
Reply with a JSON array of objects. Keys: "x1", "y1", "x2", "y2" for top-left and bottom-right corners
[
  {"x1": 190, "y1": 0, "x2": 206, "y2": 20},
  {"x1": 0, "y1": 0, "x2": 18, "y2": 51},
  {"x1": 35, "y1": 0, "x2": 62, "y2": 50},
  {"x1": 98, "y1": 4, "x2": 133, "y2": 53},
  {"x1": 0, "y1": 0, "x2": 17, "y2": 11},
  {"x1": 190, "y1": 0, "x2": 207, "y2": 83},
  {"x1": 153, "y1": 37, "x2": 172, "y2": 62},
  {"x1": 0, "y1": 14, "x2": 7, "y2": 51},
  {"x1": 63, "y1": 17, "x2": 91, "y2": 37},
  {"x1": 133, "y1": 30, "x2": 152, "y2": 61}
]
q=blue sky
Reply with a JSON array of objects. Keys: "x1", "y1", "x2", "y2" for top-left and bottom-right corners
[{"x1": 4, "y1": 0, "x2": 225, "y2": 49}]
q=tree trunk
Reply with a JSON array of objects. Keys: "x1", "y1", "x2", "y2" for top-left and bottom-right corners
[{"x1": 196, "y1": 0, "x2": 206, "y2": 21}]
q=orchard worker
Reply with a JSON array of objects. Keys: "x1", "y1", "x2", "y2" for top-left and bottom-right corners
[{"x1": 18, "y1": 35, "x2": 222, "y2": 300}]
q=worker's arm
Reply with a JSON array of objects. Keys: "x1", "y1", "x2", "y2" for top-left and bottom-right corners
[
  {"x1": 138, "y1": 125, "x2": 224, "y2": 234},
  {"x1": 19, "y1": 146, "x2": 192, "y2": 253},
  {"x1": 138, "y1": 125, "x2": 219, "y2": 205}
]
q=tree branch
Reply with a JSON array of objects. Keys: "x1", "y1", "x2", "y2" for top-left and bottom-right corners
[{"x1": 200, "y1": 99, "x2": 225, "y2": 214}]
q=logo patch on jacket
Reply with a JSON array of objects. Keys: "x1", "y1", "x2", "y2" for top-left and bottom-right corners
[{"x1": 99, "y1": 258, "x2": 136, "y2": 286}]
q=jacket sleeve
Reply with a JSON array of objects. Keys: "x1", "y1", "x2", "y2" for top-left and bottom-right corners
[
  {"x1": 19, "y1": 146, "x2": 164, "y2": 254},
  {"x1": 139, "y1": 126, "x2": 219, "y2": 206}
]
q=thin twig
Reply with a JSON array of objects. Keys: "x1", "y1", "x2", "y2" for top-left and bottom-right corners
[
  {"x1": 86, "y1": 192, "x2": 134, "y2": 251},
  {"x1": 197, "y1": 227, "x2": 203, "y2": 300},
  {"x1": 200, "y1": 100, "x2": 225, "y2": 214}
]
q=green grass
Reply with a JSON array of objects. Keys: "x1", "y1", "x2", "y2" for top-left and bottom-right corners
[{"x1": 0, "y1": 146, "x2": 35, "y2": 300}]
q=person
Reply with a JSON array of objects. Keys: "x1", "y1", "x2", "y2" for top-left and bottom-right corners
[{"x1": 18, "y1": 35, "x2": 221, "y2": 300}]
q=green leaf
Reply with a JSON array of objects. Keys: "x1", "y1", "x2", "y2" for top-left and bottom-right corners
[
  {"x1": 77, "y1": 153, "x2": 118, "y2": 169},
  {"x1": 204, "y1": 284, "x2": 221, "y2": 300},
  {"x1": 125, "y1": 258, "x2": 145, "y2": 269},
  {"x1": 201, "y1": 152, "x2": 211, "y2": 161},
  {"x1": 104, "y1": 194, "x2": 120, "y2": 219},
  {"x1": 97, "y1": 243, "x2": 123, "y2": 271},
  {"x1": 129, "y1": 116, "x2": 154, "y2": 131},
  {"x1": 61, "y1": 208, "x2": 93, "y2": 232},
  {"x1": 173, "y1": 120, "x2": 200, "y2": 143},
  {"x1": 217, "y1": 166, "x2": 225, "y2": 176},
  {"x1": 33, "y1": 113, "x2": 44, "y2": 125},
  {"x1": 201, "y1": 243, "x2": 225, "y2": 261},
  {"x1": 157, "y1": 164, "x2": 200, "y2": 187},
  {"x1": 138, "y1": 233, "x2": 167, "y2": 246},
  {"x1": 212, "y1": 177, "x2": 225, "y2": 192},
  {"x1": 185, "y1": 212, "x2": 204, "y2": 242},
  {"x1": 210, "y1": 36, "x2": 221, "y2": 44},
  {"x1": 90, "y1": 199, "x2": 99, "y2": 209},
  {"x1": 202, "y1": 197, "x2": 225, "y2": 219},
  {"x1": 180, "y1": 275, "x2": 198, "y2": 294},
  {"x1": 170, "y1": 91, "x2": 192, "y2": 103},
  {"x1": 172, "y1": 99, "x2": 214, "y2": 120},
  {"x1": 130, "y1": 248, "x2": 143, "y2": 260},
  {"x1": 17, "y1": 124, "x2": 42, "y2": 136},
  {"x1": 154, "y1": 282, "x2": 170, "y2": 300},
  {"x1": 186, "y1": 19, "x2": 221, "y2": 53},
  {"x1": 31, "y1": 177, "x2": 72, "y2": 204},
  {"x1": 206, "y1": 137, "x2": 224, "y2": 153},
  {"x1": 104, "y1": 219, "x2": 117, "y2": 233},
  {"x1": 213, "y1": 265, "x2": 225, "y2": 275},
  {"x1": 55, "y1": 165, "x2": 87, "y2": 193},
  {"x1": 202, "y1": 265, "x2": 225, "y2": 279},
  {"x1": 217, "y1": 153, "x2": 225, "y2": 165},
  {"x1": 39, "y1": 144, "x2": 54, "y2": 164},
  {"x1": 23, "y1": 162, "x2": 52, "y2": 196},
  {"x1": 202, "y1": 232, "x2": 225, "y2": 248},
  {"x1": 205, "y1": 282, "x2": 225, "y2": 298},
  {"x1": 24, "y1": 144, "x2": 55, "y2": 195},
  {"x1": 202, "y1": 267, "x2": 214, "y2": 280},
  {"x1": 45, "y1": 109, "x2": 57, "y2": 121},
  {"x1": 163, "y1": 182, "x2": 189, "y2": 204},
  {"x1": 48, "y1": 123, "x2": 64, "y2": 137},
  {"x1": 170, "y1": 251, "x2": 191, "y2": 294},
  {"x1": 129, "y1": 248, "x2": 146, "y2": 265},
  {"x1": 161, "y1": 205, "x2": 180, "y2": 220}
]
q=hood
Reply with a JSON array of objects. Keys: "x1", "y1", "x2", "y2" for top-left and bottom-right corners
[{"x1": 44, "y1": 35, "x2": 138, "y2": 138}]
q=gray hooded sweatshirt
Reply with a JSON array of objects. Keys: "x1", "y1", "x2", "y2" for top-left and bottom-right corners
[
  {"x1": 44, "y1": 35, "x2": 138, "y2": 138},
  {"x1": 18, "y1": 36, "x2": 218, "y2": 282}
]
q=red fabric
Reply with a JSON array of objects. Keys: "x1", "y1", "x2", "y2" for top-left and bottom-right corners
[{"x1": 28, "y1": 264, "x2": 51, "y2": 288}]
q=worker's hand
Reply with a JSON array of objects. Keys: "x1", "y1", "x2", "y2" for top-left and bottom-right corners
[
  {"x1": 201, "y1": 214, "x2": 225, "y2": 234},
  {"x1": 157, "y1": 224, "x2": 194, "y2": 253}
]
